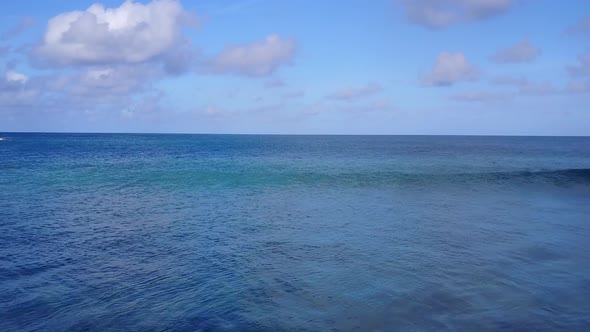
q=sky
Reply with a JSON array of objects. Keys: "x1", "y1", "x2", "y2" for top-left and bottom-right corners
[{"x1": 1, "y1": 0, "x2": 590, "y2": 135}]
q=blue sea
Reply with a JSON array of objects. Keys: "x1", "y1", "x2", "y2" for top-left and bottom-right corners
[{"x1": 1, "y1": 133, "x2": 590, "y2": 331}]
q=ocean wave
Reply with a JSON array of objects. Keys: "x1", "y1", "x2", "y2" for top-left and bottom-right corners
[{"x1": 119, "y1": 167, "x2": 590, "y2": 188}]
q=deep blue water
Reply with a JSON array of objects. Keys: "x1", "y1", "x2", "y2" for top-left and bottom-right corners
[{"x1": 1, "y1": 133, "x2": 590, "y2": 331}]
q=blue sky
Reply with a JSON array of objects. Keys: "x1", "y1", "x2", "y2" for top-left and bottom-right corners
[{"x1": 1, "y1": 0, "x2": 590, "y2": 135}]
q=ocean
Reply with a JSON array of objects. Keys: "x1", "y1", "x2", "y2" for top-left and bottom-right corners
[{"x1": 1, "y1": 133, "x2": 589, "y2": 331}]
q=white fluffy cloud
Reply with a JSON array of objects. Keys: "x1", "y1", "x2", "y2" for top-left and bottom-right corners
[
  {"x1": 492, "y1": 40, "x2": 540, "y2": 63},
  {"x1": 206, "y1": 34, "x2": 296, "y2": 77},
  {"x1": 401, "y1": 0, "x2": 513, "y2": 29},
  {"x1": 423, "y1": 52, "x2": 478, "y2": 86},
  {"x1": 326, "y1": 83, "x2": 382, "y2": 101},
  {"x1": 34, "y1": 0, "x2": 194, "y2": 66}
]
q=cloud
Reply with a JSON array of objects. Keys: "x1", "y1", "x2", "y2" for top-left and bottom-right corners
[
  {"x1": 33, "y1": 0, "x2": 195, "y2": 70},
  {"x1": 359, "y1": 100, "x2": 393, "y2": 112},
  {"x1": 326, "y1": 83, "x2": 382, "y2": 101},
  {"x1": 5, "y1": 70, "x2": 29, "y2": 84},
  {"x1": 205, "y1": 34, "x2": 296, "y2": 77},
  {"x1": 568, "y1": 54, "x2": 590, "y2": 77},
  {"x1": 400, "y1": 0, "x2": 513, "y2": 29},
  {"x1": 1, "y1": 17, "x2": 36, "y2": 39},
  {"x1": 0, "y1": 72, "x2": 43, "y2": 110},
  {"x1": 68, "y1": 65, "x2": 159, "y2": 96},
  {"x1": 566, "y1": 16, "x2": 590, "y2": 36},
  {"x1": 423, "y1": 52, "x2": 478, "y2": 86},
  {"x1": 119, "y1": 91, "x2": 167, "y2": 120},
  {"x1": 492, "y1": 76, "x2": 558, "y2": 96},
  {"x1": 495, "y1": 75, "x2": 572, "y2": 96},
  {"x1": 451, "y1": 90, "x2": 511, "y2": 102},
  {"x1": 491, "y1": 39, "x2": 540, "y2": 63},
  {"x1": 518, "y1": 81, "x2": 557, "y2": 96},
  {"x1": 0, "y1": 46, "x2": 10, "y2": 57},
  {"x1": 304, "y1": 99, "x2": 394, "y2": 116},
  {"x1": 204, "y1": 106, "x2": 226, "y2": 117},
  {"x1": 11, "y1": 0, "x2": 199, "y2": 123},
  {"x1": 282, "y1": 90, "x2": 305, "y2": 99},
  {"x1": 566, "y1": 80, "x2": 590, "y2": 94},
  {"x1": 264, "y1": 78, "x2": 286, "y2": 88}
]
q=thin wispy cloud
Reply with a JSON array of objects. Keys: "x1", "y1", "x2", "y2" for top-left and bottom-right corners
[
  {"x1": 568, "y1": 54, "x2": 590, "y2": 77},
  {"x1": 326, "y1": 83, "x2": 383, "y2": 101},
  {"x1": 1, "y1": 16, "x2": 36, "y2": 39},
  {"x1": 566, "y1": 16, "x2": 590, "y2": 36},
  {"x1": 566, "y1": 79, "x2": 590, "y2": 94},
  {"x1": 492, "y1": 76, "x2": 560, "y2": 96},
  {"x1": 518, "y1": 81, "x2": 557, "y2": 96},
  {"x1": 264, "y1": 78, "x2": 286, "y2": 88},
  {"x1": 400, "y1": 0, "x2": 513, "y2": 29},
  {"x1": 491, "y1": 39, "x2": 540, "y2": 63},
  {"x1": 452, "y1": 90, "x2": 512, "y2": 103},
  {"x1": 491, "y1": 75, "x2": 528, "y2": 86},
  {"x1": 282, "y1": 90, "x2": 305, "y2": 99}
]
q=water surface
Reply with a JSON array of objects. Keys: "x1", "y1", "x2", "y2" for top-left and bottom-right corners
[{"x1": 1, "y1": 134, "x2": 589, "y2": 331}]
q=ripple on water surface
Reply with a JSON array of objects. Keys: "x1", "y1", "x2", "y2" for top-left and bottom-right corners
[{"x1": 1, "y1": 134, "x2": 590, "y2": 331}]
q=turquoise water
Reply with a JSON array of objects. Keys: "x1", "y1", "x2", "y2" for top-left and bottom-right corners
[{"x1": 1, "y1": 133, "x2": 590, "y2": 331}]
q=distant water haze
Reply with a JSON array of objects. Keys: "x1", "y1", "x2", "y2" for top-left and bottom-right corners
[{"x1": 1, "y1": 134, "x2": 590, "y2": 330}]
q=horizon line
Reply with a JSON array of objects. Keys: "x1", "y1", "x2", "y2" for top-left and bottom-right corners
[{"x1": 1, "y1": 131, "x2": 589, "y2": 138}]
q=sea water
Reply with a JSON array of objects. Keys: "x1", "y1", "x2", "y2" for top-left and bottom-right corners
[{"x1": 1, "y1": 133, "x2": 589, "y2": 331}]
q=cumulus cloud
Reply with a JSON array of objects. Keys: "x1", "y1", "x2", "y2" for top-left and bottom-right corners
[
  {"x1": 33, "y1": 0, "x2": 195, "y2": 69},
  {"x1": 13, "y1": 0, "x2": 200, "y2": 121},
  {"x1": 423, "y1": 52, "x2": 478, "y2": 86},
  {"x1": 566, "y1": 16, "x2": 590, "y2": 36},
  {"x1": 400, "y1": 0, "x2": 513, "y2": 29},
  {"x1": 491, "y1": 40, "x2": 540, "y2": 63},
  {"x1": 205, "y1": 34, "x2": 296, "y2": 77},
  {"x1": 452, "y1": 90, "x2": 511, "y2": 102},
  {"x1": 1, "y1": 17, "x2": 36, "y2": 39},
  {"x1": 326, "y1": 83, "x2": 382, "y2": 101}
]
